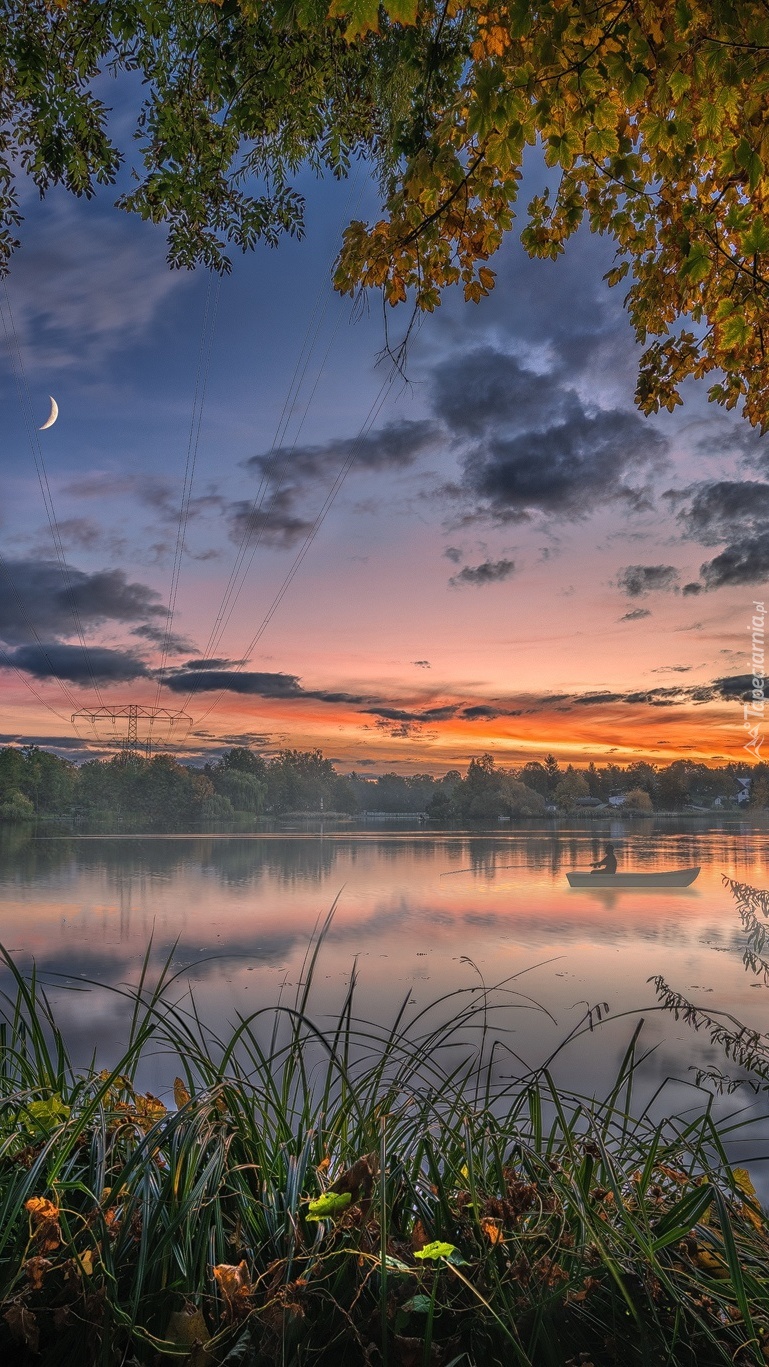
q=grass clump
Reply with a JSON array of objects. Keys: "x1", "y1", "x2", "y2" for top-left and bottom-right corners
[{"x1": 0, "y1": 904, "x2": 767, "y2": 1366}]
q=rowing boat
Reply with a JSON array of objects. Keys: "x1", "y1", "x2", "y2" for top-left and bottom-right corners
[{"x1": 566, "y1": 867, "x2": 700, "y2": 888}]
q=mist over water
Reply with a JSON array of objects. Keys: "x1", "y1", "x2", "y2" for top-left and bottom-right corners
[{"x1": 1, "y1": 818, "x2": 768, "y2": 1143}]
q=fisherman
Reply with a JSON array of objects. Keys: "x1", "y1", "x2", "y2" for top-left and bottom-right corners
[{"x1": 590, "y1": 843, "x2": 617, "y2": 875}]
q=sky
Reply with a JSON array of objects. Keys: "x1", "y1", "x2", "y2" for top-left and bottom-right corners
[{"x1": 1, "y1": 128, "x2": 767, "y2": 774}]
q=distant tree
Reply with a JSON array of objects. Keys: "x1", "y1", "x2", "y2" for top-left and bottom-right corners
[
  {"x1": 655, "y1": 764, "x2": 691, "y2": 811},
  {"x1": 266, "y1": 749, "x2": 342, "y2": 813},
  {"x1": 214, "y1": 770, "x2": 266, "y2": 814},
  {"x1": 216, "y1": 748, "x2": 267, "y2": 780},
  {"x1": 749, "y1": 765, "x2": 769, "y2": 809},
  {"x1": 554, "y1": 769, "x2": 589, "y2": 812},
  {"x1": 584, "y1": 762, "x2": 602, "y2": 799},
  {"x1": 518, "y1": 761, "x2": 550, "y2": 798},
  {"x1": 624, "y1": 787, "x2": 653, "y2": 813},
  {"x1": 625, "y1": 762, "x2": 657, "y2": 800},
  {"x1": 0, "y1": 791, "x2": 35, "y2": 822},
  {"x1": 201, "y1": 794, "x2": 235, "y2": 822},
  {"x1": 544, "y1": 755, "x2": 561, "y2": 794},
  {"x1": 499, "y1": 777, "x2": 546, "y2": 817}
]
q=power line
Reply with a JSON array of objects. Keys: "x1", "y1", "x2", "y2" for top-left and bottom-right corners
[
  {"x1": 185, "y1": 174, "x2": 365, "y2": 691},
  {"x1": 153, "y1": 270, "x2": 221, "y2": 704},
  {"x1": 193, "y1": 367, "x2": 396, "y2": 726}
]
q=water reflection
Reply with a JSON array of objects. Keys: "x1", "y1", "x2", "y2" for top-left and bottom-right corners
[{"x1": 0, "y1": 819, "x2": 766, "y2": 1113}]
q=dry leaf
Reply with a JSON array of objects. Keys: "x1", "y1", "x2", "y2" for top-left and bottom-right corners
[
  {"x1": 480, "y1": 1217, "x2": 503, "y2": 1244},
  {"x1": 165, "y1": 1305, "x2": 214, "y2": 1365},
  {"x1": 174, "y1": 1077, "x2": 191, "y2": 1108},
  {"x1": 411, "y1": 1219, "x2": 428, "y2": 1251},
  {"x1": 25, "y1": 1197, "x2": 61, "y2": 1251},
  {"x1": 4, "y1": 1305, "x2": 39, "y2": 1353},
  {"x1": 213, "y1": 1261, "x2": 253, "y2": 1319},
  {"x1": 24, "y1": 1256, "x2": 52, "y2": 1290}
]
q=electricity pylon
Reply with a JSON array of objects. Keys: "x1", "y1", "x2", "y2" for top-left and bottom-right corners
[{"x1": 71, "y1": 705, "x2": 191, "y2": 759}]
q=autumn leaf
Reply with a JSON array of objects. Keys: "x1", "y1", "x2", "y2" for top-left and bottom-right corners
[
  {"x1": 4, "y1": 1306, "x2": 39, "y2": 1353},
  {"x1": 327, "y1": 0, "x2": 380, "y2": 40},
  {"x1": 24, "y1": 1256, "x2": 53, "y2": 1290},
  {"x1": 480, "y1": 1217, "x2": 503, "y2": 1244},
  {"x1": 173, "y1": 1077, "x2": 191, "y2": 1108},
  {"x1": 25, "y1": 1197, "x2": 62, "y2": 1252},
  {"x1": 212, "y1": 1262, "x2": 253, "y2": 1321}
]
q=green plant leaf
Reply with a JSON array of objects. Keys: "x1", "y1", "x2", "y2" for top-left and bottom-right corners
[
  {"x1": 414, "y1": 1240, "x2": 457, "y2": 1260},
  {"x1": 305, "y1": 1190, "x2": 353, "y2": 1220}
]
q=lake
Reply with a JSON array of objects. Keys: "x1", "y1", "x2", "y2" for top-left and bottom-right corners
[{"x1": 2, "y1": 817, "x2": 769, "y2": 1152}]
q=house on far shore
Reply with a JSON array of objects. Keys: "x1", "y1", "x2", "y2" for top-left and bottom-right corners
[
  {"x1": 575, "y1": 796, "x2": 605, "y2": 809},
  {"x1": 608, "y1": 794, "x2": 626, "y2": 808},
  {"x1": 736, "y1": 777, "x2": 751, "y2": 805}
]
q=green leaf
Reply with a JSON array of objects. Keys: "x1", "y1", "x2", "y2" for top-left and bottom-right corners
[
  {"x1": 650, "y1": 1184, "x2": 714, "y2": 1251},
  {"x1": 585, "y1": 127, "x2": 619, "y2": 159},
  {"x1": 414, "y1": 1240, "x2": 457, "y2": 1260},
  {"x1": 736, "y1": 139, "x2": 764, "y2": 192},
  {"x1": 402, "y1": 1294, "x2": 433, "y2": 1314},
  {"x1": 679, "y1": 242, "x2": 710, "y2": 284},
  {"x1": 24, "y1": 1096, "x2": 70, "y2": 1133},
  {"x1": 305, "y1": 1191, "x2": 353, "y2": 1220},
  {"x1": 742, "y1": 217, "x2": 769, "y2": 255}
]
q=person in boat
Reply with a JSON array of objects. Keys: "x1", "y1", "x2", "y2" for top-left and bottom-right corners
[{"x1": 590, "y1": 843, "x2": 617, "y2": 875}]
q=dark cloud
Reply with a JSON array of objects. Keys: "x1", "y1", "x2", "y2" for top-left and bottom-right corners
[
  {"x1": 670, "y1": 480, "x2": 769, "y2": 547},
  {"x1": 131, "y1": 624, "x2": 196, "y2": 654},
  {"x1": 443, "y1": 547, "x2": 463, "y2": 564},
  {"x1": 164, "y1": 668, "x2": 367, "y2": 705},
  {"x1": 682, "y1": 582, "x2": 703, "y2": 596},
  {"x1": 619, "y1": 608, "x2": 651, "y2": 621},
  {"x1": 63, "y1": 473, "x2": 223, "y2": 524},
  {"x1": 0, "y1": 733, "x2": 88, "y2": 751},
  {"x1": 365, "y1": 704, "x2": 459, "y2": 723},
  {"x1": 226, "y1": 490, "x2": 314, "y2": 550},
  {"x1": 700, "y1": 533, "x2": 769, "y2": 589},
  {"x1": 3, "y1": 643, "x2": 150, "y2": 684},
  {"x1": 181, "y1": 657, "x2": 246, "y2": 670},
  {"x1": 431, "y1": 349, "x2": 667, "y2": 523},
  {"x1": 244, "y1": 419, "x2": 438, "y2": 482},
  {"x1": 710, "y1": 675, "x2": 755, "y2": 701},
  {"x1": 165, "y1": 670, "x2": 305, "y2": 697},
  {"x1": 231, "y1": 420, "x2": 440, "y2": 548},
  {"x1": 449, "y1": 558, "x2": 515, "y2": 588},
  {"x1": 663, "y1": 480, "x2": 769, "y2": 591},
  {"x1": 617, "y1": 565, "x2": 680, "y2": 597},
  {"x1": 0, "y1": 558, "x2": 164, "y2": 646},
  {"x1": 461, "y1": 704, "x2": 523, "y2": 719},
  {"x1": 412, "y1": 660, "x2": 431, "y2": 668}
]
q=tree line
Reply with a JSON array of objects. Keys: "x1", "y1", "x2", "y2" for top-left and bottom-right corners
[{"x1": 0, "y1": 745, "x2": 763, "y2": 829}]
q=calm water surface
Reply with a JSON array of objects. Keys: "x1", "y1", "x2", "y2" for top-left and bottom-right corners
[{"x1": 2, "y1": 818, "x2": 768, "y2": 1143}]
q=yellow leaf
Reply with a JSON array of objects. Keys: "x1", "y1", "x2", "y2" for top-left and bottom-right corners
[
  {"x1": 480, "y1": 1217, "x2": 503, "y2": 1244},
  {"x1": 174, "y1": 1077, "x2": 191, "y2": 1108}
]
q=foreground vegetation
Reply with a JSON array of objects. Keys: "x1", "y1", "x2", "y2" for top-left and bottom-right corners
[
  {"x1": 1, "y1": 885, "x2": 769, "y2": 1365},
  {"x1": 0, "y1": 744, "x2": 764, "y2": 828}
]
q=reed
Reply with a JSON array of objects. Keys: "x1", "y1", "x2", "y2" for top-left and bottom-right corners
[{"x1": 0, "y1": 901, "x2": 767, "y2": 1366}]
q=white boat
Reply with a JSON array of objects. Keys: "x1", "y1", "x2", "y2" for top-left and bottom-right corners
[{"x1": 566, "y1": 867, "x2": 700, "y2": 888}]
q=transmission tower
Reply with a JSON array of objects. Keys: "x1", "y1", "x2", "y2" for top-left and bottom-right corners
[{"x1": 72, "y1": 704, "x2": 192, "y2": 760}]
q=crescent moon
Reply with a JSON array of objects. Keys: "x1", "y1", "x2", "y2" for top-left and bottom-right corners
[{"x1": 39, "y1": 396, "x2": 58, "y2": 430}]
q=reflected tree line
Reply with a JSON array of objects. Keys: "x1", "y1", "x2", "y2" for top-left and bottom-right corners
[{"x1": 0, "y1": 744, "x2": 765, "y2": 830}]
